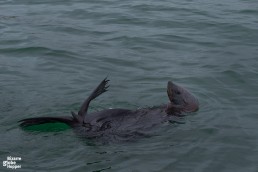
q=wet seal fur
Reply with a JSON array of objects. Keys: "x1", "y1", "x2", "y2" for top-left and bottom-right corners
[{"x1": 19, "y1": 78, "x2": 199, "y2": 143}]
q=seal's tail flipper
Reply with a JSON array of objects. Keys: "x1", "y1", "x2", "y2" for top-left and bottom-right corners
[
  {"x1": 77, "y1": 77, "x2": 109, "y2": 118},
  {"x1": 18, "y1": 117, "x2": 74, "y2": 127}
]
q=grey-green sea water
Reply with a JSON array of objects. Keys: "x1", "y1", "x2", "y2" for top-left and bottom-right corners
[{"x1": 1, "y1": 0, "x2": 258, "y2": 171}]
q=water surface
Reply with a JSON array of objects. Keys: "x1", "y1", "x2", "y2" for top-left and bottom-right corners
[{"x1": 1, "y1": 0, "x2": 258, "y2": 171}]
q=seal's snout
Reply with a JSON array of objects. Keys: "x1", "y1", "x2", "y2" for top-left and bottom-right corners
[
  {"x1": 167, "y1": 81, "x2": 175, "y2": 102},
  {"x1": 167, "y1": 81, "x2": 182, "y2": 103}
]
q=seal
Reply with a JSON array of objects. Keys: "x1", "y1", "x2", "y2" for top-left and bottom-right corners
[{"x1": 19, "y1": 78, "x2": 199, "y2": 142}]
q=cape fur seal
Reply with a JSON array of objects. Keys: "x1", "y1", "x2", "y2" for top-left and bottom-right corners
[{"x1": 19, "y1": 78, "x2": 199, "y2": 142}]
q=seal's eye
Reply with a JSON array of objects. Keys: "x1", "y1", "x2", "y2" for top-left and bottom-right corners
[{"x1": 176, "y1": 91, "x2": 181, "y2": 95}]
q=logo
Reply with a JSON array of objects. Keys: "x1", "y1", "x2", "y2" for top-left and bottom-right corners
[{"x1": 3, "y1": 156, "x2": 22, "y2": 169}]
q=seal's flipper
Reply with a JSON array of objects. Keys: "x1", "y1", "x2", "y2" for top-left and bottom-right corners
[
  {"x1": 71, "y1": 111, "x2": 83, "y2": 122},
  {"x1": 19, "y1": 117, "x2": 74, "y2": 127},
  {"x1": 77, "y1": 78, "x2": 109, "y2": 118}
]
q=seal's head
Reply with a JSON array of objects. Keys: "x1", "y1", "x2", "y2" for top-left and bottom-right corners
[{"x1": 166, "y1": 81, "x2": 199, "y2": 115}]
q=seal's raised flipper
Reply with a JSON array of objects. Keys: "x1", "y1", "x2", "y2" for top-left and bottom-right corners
[
  {"x1": 77, "y1": 78, "x2": 109, "y2": 120},
  {"x1": 19, "y1": 116, "x2": 74, "y2": 127}
]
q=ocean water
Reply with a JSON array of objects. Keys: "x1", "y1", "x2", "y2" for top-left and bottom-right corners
[{"x1": 1, "y1": 0, "x2": 258, "y2": 171}]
